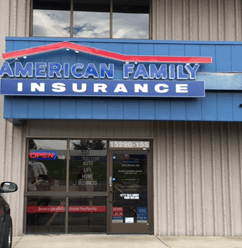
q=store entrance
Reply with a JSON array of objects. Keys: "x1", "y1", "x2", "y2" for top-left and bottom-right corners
[
  {"x1": 108, "y1": 150, "x2": 151, "y2": 234},
  {"x1": 25, "y1": 139, "x2": 152, "y2": 234}
]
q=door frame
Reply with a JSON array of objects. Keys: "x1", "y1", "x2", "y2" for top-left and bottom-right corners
[{"x1": 106, "y1": 140, "x2": 154, "y2": 234}]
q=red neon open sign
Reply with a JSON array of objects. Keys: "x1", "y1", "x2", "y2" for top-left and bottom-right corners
[{"x1": 29, "y1": 151, "x2": 57, "y2": 160}]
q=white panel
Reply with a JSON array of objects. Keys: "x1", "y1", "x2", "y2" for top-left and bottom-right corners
[
  {"x1": 152, "y1": 0, "x2": 242, "y2": 41},
  {"x1": 153, "y1": 121, "x2": 242, "y2": 236}
]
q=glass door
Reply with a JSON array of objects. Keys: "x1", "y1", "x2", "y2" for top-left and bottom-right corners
[{"x1": 108, "y1": 143, "x2": 152, "y2": 234}]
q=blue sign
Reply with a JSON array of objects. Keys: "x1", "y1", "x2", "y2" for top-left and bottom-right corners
[
  {"x1": 137, "y1": 207, "x2": 147, "y2": 222},
  {"x1": 0, "y1": 79, "x2": 205, "y2": 98}
]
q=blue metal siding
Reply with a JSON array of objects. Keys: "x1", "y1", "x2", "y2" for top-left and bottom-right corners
[
  {"x1": 3, "y1": 38, "x2": 242, "y2": 121},
  {"x1": 4, "y1": 92, "x2": 242, "y2": 121}
]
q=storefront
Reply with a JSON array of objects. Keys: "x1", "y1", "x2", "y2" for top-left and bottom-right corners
[
  {"x1": 1, "y1": 0, "x2": 242, "y2": 237},
  {"x1": 25, "y1": 139, "x2": 152, "y2": 234}
]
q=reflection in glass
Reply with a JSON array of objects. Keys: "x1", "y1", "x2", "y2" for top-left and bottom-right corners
[
  {"x1": 113, "y1": 0, "x2": 149, "y2": 39},
  {"x1": 68, "y1": 197, "x2": 106, "y2": 233},
  {"x1": 28, "y1": 139, "x2": 67, "y2": 191},
  {"x1": 69, "y1": 140, "x2": 107, "y2": 192},
  {"x1": 33, "y1": 0, "x2": 70, "y2": 37},
  {"x1": 112, "y1": 153, "x2": 147, "y2": 223},
  {"x1": 26, "y1": 197, "x2": 65, "y2": 234},
  {"x1": 73, "y1": 0, "x2": 110, "y2": 38}
]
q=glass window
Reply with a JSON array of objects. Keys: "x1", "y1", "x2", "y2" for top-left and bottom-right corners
[
  {"x1": 69, "y1": 140, "x2": 107, "y2": 192},
  {"x1": 33, "y1": 0, "x2": 71, "y2": 37},
  {"x1": 68, "y1": 197, "x2": 106, "y2": 233},
  {"x1": 26, "y1": 196, "x2": 66, "y2": 234},
  {"x1": 113, "y1": 0, "x2": 149, "y2": 39},
  {"x1": 28, "y1": 139, "x2": 67, "y2": 191},
  {"x1": 32, "y1": 0, "x2": 150, "y2": 39},
  {"x1": 73, "y1": 0, "x2": 110, "y2": 38}
]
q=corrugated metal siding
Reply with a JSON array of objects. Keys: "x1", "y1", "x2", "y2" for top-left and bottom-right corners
[
  {"x1": 5, "y1": 92, "x2": 242, "y2": 121},
  {"x1": 0, "y1": 0, "x2": 30, "y2": 237},
  {"x1": 27, "y1": 120, "x2": 153, "y2": 138},
  {"x1": 152, "y1": 0, "x2": 242, "y2": 41},
  {"x1": 153, "y1": 121, "x2": 242, "y2": 236}
]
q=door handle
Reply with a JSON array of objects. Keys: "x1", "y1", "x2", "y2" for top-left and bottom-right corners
[
  {"x1": 109, "y1": 176, "x2": 112, "y2": 187},
  {"x1": 110, "y1": 191, "x2": 115, "y2": 203}
]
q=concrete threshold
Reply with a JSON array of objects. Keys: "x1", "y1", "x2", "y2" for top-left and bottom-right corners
[
  {"x1": 13, "y1": 235, "x2": 242, "y2": 248},
  {"x1": 13, "y1": 235, "x2": 165, "y2": 248}
]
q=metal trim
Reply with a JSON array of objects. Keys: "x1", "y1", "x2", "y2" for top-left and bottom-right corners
[
  {"x1": 65, "y1": 139, "x2": 70, "y2": 233},
  {"x1": 25, "y1": 192, "x2": 109, "y2": 197},
  {"x1": 26, "y1": 136, "x2": 153, "y2": 140},
  {"x1": 70, "y1": 0, "x2": 73, "y2": 38},
  {"x1": 110, "y1": 0, "x2": 113, "y2": 39},
  {"x1": 29, "y1": 0, "x2": 33, "y2": 37},
  {"x1": 111, "y1": 150, "x2": 148, "y2": 154},
  {"x1": 23, "y1": 138, "x2": 29, "y2": 234},
  {"x1": 66, "y1": 140, "x2": 70, "y2": 192},
  {"x1": 149, "y1": 0, "x2": 152, "y2": 39}
]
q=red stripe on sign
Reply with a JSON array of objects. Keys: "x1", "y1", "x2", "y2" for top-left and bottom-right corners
[
  {"x1": 27, "y1": 205, "x2": 106, "y2": 213},
  {"x1": 69, "y1": 206, "x2": 106, "y2": 213},
  {"x1": 2, "y1": 41, "x2": 212, "y2": 64},
  {"x1": 27, "y1": 206, "x2": 65, "y2": 213}
]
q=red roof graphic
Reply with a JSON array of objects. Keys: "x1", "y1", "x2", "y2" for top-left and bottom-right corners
[{"x1": 2, "y1": 41, "x2": 212, "y2": 64}]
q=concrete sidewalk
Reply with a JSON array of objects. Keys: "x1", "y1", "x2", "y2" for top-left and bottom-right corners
[{"x1": 12, "y1": 235, "x2": 242, "y2": 248}]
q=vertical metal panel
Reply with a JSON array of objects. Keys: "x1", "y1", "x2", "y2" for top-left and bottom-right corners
[
  {"x1": 239, "y1": 123, "x2": 242, "y2": 235},
  {"x1": 152, "y1": 0, "x2": 242, "y2": 41},
  {"x1": 153, "y1": 121, "x2": 242, "y2": 236},
  {"x1": 211, "y1": 122, "x2": 218, "y2": 235},
  {"x1": 191, "y1": 122, "x2": 197, "y2": 235},
  {"x1": 227, "y1": 123, "x2": 234, "y2": 236},
  {"x1": 0, "y1": 0, "x2": 30, "y2": 237},
  {"x1": 184, "y1": 122, "x2": 189, "y2": 235},
  {"x1": 153, "y1": 122, "x2": 158, "y2": 234},
  {"x1": 200, "y1": 123, "x2": 206, "y2": 235},
  {"x1": 166, "y1": 121, "x2": 171, "y2": 235},
  {"x1": 220, "y1": 123, "x2": 228, "y2": 236},
  {"x1": 172, "y1": 122, "x2": 178, "y2": 235}
]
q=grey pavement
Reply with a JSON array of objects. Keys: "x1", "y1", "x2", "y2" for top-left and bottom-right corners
[{"x1": 12, "y1": 235, "x2": 242, "y2": 248}]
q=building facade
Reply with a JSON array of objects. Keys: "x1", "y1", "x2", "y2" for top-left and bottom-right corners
[{"x1": 1, "y1": 0, "x2": 242, "y2": 236}]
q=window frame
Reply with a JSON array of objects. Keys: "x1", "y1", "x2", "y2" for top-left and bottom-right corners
[{"x1": 29, "y1": 0, "x2": 152, "y2": 39}]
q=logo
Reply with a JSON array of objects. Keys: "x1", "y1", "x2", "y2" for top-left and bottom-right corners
[{"x1": 0, "y1": 42, "x2": 212, "y2": 98}]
